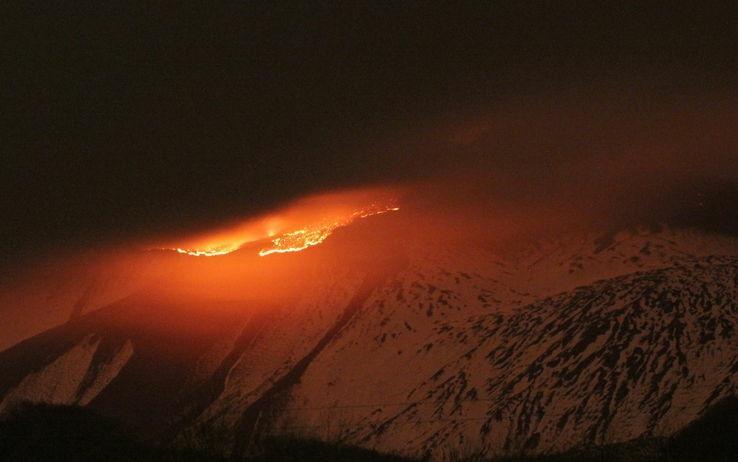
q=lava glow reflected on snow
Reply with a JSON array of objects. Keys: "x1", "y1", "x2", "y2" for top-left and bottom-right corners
[{"x1": 163, "y1": 190, "x2": 399, "y2": 258}]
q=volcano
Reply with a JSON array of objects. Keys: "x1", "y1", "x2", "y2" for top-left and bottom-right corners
[{"x1": 0, "y1": 213, "x2": 736, "y2": 460}]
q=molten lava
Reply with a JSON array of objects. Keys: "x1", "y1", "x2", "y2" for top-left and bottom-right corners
[
  {"x1": 173, "y1": 245, "x2": 240, "y2": 257},
  {"x1": 160, "y1": 189, "x2": 400, "y2": 258},
  {"x1": 258, "y1": 204, "x2": 399, "y2": 256}
]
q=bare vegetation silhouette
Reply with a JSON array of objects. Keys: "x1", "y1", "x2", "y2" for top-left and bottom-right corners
[{"x1": 1, "y1": 397, "x2": 736, "y2": 461}]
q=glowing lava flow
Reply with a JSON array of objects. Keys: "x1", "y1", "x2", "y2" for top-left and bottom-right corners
[
  {"x1": 172, "y1": 245, "x2": 241, "y2": 257},
  {"x1": 161, "y1": 193, "x2": 400, "y2": 258},
  {"x1": 258, "y1": 205, "x2": 399, "y2": 256}
]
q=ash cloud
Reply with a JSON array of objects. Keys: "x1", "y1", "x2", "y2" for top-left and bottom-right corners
[
  {"x1": 4, "y1": 3, "x2": 738, "y2": 267},
  {"x1": 400, "y1": 88, "x2": 738, "y2": 238}
]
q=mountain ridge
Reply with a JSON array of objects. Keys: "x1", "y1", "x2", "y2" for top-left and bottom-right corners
[{"x1": 0, "y1": 227, "x2": 736, "y2": 460}]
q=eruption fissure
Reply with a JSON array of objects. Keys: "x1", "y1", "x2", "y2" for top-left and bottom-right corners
[
  {"x1": 258, "y1": 205, "x2": 399, "y2": 256},
  {"x1": 173, "y1": 246, "x2": 241, "y2": 257},
  {"x1": 164, "y1": 195, "x2": 399, "y2": 258}
]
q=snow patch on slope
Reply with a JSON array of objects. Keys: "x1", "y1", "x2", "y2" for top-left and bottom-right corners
[
  {"x1": 0, "y1": 335, "x2": 100, "y2": 410},
  {"x1": 78, "y1": 339, "x2": 134, "y2": 405}
]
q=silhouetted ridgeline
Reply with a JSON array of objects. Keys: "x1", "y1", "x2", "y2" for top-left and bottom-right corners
[
  {"x1": 0, "y1": 403, "x2": 409, "y2": 462},
  {"x1": 0, "y1": 399, "x2": 736, "y2": 461}
]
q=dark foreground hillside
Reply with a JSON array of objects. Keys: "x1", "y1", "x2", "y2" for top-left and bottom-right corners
[
  {"x1": 0, "y1": 403, "x2": 412, "y2": 462},
  {"x1": 0, "y1": 403, "x2": 221, "y2": 462},
  {"x1": 0, "y1": 399, "x2": 736, "y2": 461}
]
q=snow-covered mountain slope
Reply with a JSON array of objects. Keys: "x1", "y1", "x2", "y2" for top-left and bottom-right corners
[
  {"x1": 335, "y1": 259, "x2": 738, "y2": 459},
  {"x1": 0, "y1": 226, "x2": 736, "y2": 460},
  {"x1": 0, "y1": 294, "x2": 255, "y2": 433}
]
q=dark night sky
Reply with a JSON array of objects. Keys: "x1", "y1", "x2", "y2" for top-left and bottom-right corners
[{"x1": 3, "y1": 2, "x2": 738, "y2": 265}]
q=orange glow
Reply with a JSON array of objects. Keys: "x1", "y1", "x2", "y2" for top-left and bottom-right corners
[
  {"x1": 173, "y1": 245, "x2": 240, "y2": 257},
  {"x1": 258, "y1": 204, "x2": 399, "y2": 256},
  {"x1": 159, "y1": 188, "x2": 400, "y2": 258},
  {"x1": 164, "y1": 231, "x2": 259, "y2": 257}
]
